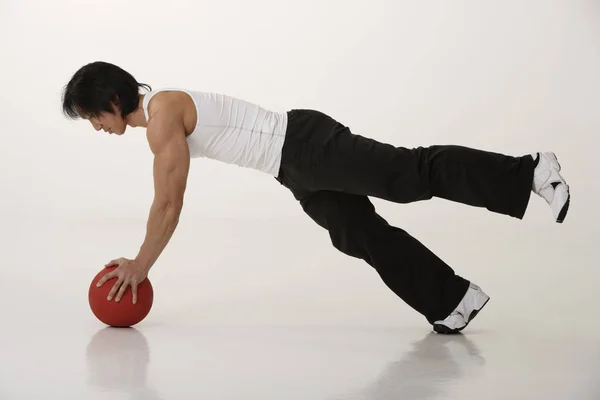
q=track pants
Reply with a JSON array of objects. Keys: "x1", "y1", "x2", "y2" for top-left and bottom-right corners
[{"x1": 275, "y1": 109, "x2": 535, "y2": 324}]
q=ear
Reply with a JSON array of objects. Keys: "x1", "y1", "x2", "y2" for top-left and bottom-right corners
[{"x1": 110, "y1": 97, "x2": 121, "y2": 115}]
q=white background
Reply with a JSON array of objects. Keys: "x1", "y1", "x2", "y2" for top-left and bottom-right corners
[{"x1": 1, "y1": 1, "x2": 599, "y2": 399}]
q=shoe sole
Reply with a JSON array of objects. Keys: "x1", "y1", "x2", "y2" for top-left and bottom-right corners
[
  {"x1": 556, "y1": 191, "x2": 570, "y2": 223},
  {"x1": 432, "y1": 297, "x2": 491, "y2": 335},
  {"x1": 549, "y1": 152, "x2": 570, "y2": 224}
]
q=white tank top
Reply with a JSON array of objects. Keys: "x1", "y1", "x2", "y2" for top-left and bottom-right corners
[{"x1": 142, "y1": 88, "x2": 288, "y2": 176}]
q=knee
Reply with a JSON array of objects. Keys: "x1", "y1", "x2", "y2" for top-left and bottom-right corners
[
  {"x1": 299, "y1": 192, "x2": 379, "y2": 262},
  {"x1": 328, "y1": 227, "x2": 369, "y2": 260}
]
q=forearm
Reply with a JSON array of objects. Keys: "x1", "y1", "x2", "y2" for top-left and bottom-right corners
[{"x1": 135, "y1": 199, "x2": 182, "y2": 271}]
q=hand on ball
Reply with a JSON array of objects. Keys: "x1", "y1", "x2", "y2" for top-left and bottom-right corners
[{"x1": 96, "y1": 258, "x2": 149, "y2": 304}]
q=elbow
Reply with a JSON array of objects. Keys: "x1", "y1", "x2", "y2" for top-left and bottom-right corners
[{"x1": 156, "y1": 197, "x2": 184, "y2": 216}]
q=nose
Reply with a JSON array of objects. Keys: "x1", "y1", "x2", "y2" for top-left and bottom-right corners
[{"x1": 90, "y1": 120, "x2": 102, "y2": 131}]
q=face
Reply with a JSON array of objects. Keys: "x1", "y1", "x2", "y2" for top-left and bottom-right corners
[
  {"x1": 84, "y1": 104, "x2": 127, "y2": 135},
  {"x1": 87, "y1": 113, "x2": 127, "y2": 135}
]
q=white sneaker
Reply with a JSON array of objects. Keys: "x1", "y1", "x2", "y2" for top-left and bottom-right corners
[
  {"x1": 433, "y1": 283, "x2": 490, "y2": 334},
  {"x1": 532, "y1": 152, "x2": 570, "y2": 223}
]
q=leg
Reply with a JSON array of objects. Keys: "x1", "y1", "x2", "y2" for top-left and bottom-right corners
[
  {"x1": 288, "y1": 188, "x2": 470, "y2": 324},
  {"x1": 279, "y1": 109, "x2": 535, "y2": 219}
]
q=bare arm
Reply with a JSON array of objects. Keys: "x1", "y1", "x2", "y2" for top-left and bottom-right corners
[
  {"x1": 134, "y1": 112, "x2": 190, "y2": 272},
  {"x1": 98, "y1": 98, "x2": 192, "y2": 303}
]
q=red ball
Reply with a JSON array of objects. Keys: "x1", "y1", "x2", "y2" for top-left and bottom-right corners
[{"x1": 88, "y1": 266, "x2": 154, "y2": 327}]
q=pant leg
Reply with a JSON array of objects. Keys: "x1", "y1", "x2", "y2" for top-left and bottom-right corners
[
  {"x1": 287, "y1": 188, "x2": 470, "y2": 324},
  {"x1": 279, "y1": 109, "x2": 535, "y2": 219}
]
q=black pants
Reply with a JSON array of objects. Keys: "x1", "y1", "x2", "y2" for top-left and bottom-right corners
[{"x1": 275, "y1": 109, "x2": 535, "y2": 324}]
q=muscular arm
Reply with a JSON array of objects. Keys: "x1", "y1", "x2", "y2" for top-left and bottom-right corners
[{"x1": 135, "y1": 111, "x2": 190, "y2": 271}]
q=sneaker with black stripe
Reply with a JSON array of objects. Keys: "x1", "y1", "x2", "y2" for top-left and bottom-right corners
[
  {"x1": 532, "y1": 152, "x2": 570, "y2": 223},
  {"x1": 433, "y1": 283, "x2": 490, "y2": 334}
]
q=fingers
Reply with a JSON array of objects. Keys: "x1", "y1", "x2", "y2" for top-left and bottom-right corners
[
  {"x1": 98, "y1": 259, "x2": 142, "y2": 303},
  {"x1": 105, "y1": 258, "x2": 121, "y2": 268},
  {"x1": 107, "y1": 277, "x2": 123, "y2": 301},
  {"x1": 106, "y1": 277, "x2": 138, "y2": 303},
  {"x1": 131, "y1": 281, "x2": 138, "y2": 305},
  {"x1": 114, "y1": 281, "x2": 129, "y2": 303},
  {"x1": 96, "y1": 270, "x2": 117, "y2": 288}
]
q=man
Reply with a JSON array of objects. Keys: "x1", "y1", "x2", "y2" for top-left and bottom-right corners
[{"x1": 62, "y1": 61, "x2": 570, "y2": 334}]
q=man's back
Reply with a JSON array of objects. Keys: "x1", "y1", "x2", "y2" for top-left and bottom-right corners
[{"x1": 144, "y1": 88, "x2": 288, "y2": 176}]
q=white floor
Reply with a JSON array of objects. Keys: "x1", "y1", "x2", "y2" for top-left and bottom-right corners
[
  {"x1": 4, "y1": 324, "x2": 599, "y2": 400},
  {"x1": 2, "y1": 207, "x2": 598, "y2": 399}
]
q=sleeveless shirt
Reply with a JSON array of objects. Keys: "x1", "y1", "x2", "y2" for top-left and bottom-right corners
[{"x1": 142, "y1": 88, "x2": 288, "y2": 176}]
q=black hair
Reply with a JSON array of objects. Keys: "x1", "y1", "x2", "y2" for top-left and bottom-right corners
[{"x1": 61, "y1": 61, "x2": 151, "y2": 119}]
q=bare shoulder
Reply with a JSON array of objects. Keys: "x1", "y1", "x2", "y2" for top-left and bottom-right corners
[
  {"x1": 145, "y1": 92, "x2": 188, "y2": 154},
  {"x1": 146, "y1": 91, "x2": 186, "y2": 128}
]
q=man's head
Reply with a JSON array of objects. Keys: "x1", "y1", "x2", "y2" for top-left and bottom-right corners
[{"x1": 62, "y1": 61, "x2": 151, "y2": 135}]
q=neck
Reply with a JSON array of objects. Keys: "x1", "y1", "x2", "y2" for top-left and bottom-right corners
[{"x1": 125, "y1": 95, "x2": 148, "y2": 128}]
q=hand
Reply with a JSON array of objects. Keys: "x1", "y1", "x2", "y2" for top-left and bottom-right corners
[{"x1": 96, "y1": 257, "x2": 149, "y2": 304}]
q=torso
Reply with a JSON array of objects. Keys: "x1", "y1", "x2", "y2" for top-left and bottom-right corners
[
  {"x1": 142, "y1": 88, "x2": 288, "y2": 176},
  {"x1": 174, "y1": 91, "x2": 197, "y2": 139}
]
